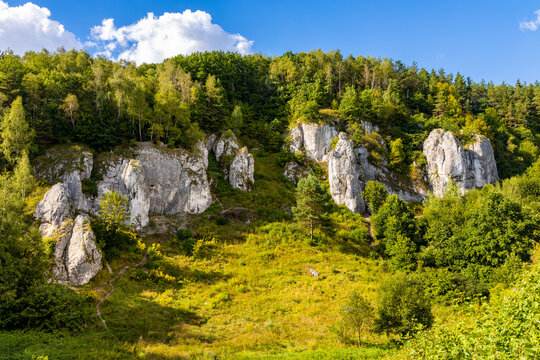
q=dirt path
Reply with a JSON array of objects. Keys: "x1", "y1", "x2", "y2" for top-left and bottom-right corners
[{"x1": 96, "y1": 252, "x2": 148, "y2": 330}]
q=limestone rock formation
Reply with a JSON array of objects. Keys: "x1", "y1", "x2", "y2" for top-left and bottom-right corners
[
  {"x1": 96, "y1": 158, "x2": 150, "y2": 229},
  {"x1": 49, "y1": 215, "x2": 102, "y2": 286},
  {"x1": 328, "y1": 133, "x2": 365, "y2": 213},
  {"x1": 211, "y1": 133, "x2": 255, "y2": 191},
  {"x1": 213, "y1": 132, "x2": 240, "y2": 163},
  {"x1": 136, "y1": 142, "x2": 212, "y2": 214},
  {"x1": 35, "y1": 142, "x2": 216, "y2": 284},
  {"x1": 288, "y1": 122, "x2": 338, "y2": 162},
  {"x1": 35, "y1": 183, "x2": 71, "y2": 228},
  {"x1": 423, "y1": 129, "x2": 498, "y2": 196},
  {"x1": 229, "y1": 147, "x2": 255, "y2": 191}
]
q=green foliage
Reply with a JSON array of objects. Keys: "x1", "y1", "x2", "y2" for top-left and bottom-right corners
[
  {"x1": 95, "y1": 190, "x2": 136, "y2": 258},
  {"x1": 0, "y1": 154, "x2": 89, "y2": 332},
  {"x1": 375, "y1": 273, "x2": 433, "y2": 336},
  {"x1": 0, "y1": 284, "x2": 91, "y2": 332},
  {"x1": 372, "y1": 195, "x2": 419, "y2": 271},
  {"x1": 422, "y1": 188, "x2": 537, "y2": 282},
  {"x1": 176, "y1": 228, "x2": 196, "y2": 256},
  {"x1": 293, "y1": 175, "x2": 332, "y2": 241},
  {"x1": 362, "y1": 181, "x2": 388, "y2": 214},
  {"x1": 339, "y1": 86, "x2": 361, "y2": 121},
  {"x1": 398, "y1": 257, "x2": 540, "y2": 359},
  {"x1": 98, "y1": 190, "x2": 129, "y2": 232},
  {"x1": 1, "y1": 96, "x2": 35, "y2": 164},
  {"x1": 333, "y1": 291, "x2": 375, "y2": 346},
  {"x1": 388, "y1": 138, "x2": 406, "y2": 172}
]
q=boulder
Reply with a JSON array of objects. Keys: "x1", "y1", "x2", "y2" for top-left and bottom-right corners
[
  {"x1": 229, "y1": 147, "x2": 255, "y2": 191},
  {"x1": 328, "y1": 133, "x2": 365, "y2": 213},
  {"x1": 423, "y1": 129, "x2": 498, "y2": 196},
  {"x1": 288, "y1": 122, "x2": 338, "y2": 162}
]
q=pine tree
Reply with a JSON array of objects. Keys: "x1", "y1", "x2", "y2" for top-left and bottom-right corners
[{"x1": 292, "y1": 175, "x2": 331, "y2": 241}]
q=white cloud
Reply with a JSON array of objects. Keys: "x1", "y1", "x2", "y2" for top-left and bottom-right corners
[
  {"x1": 0, "y1": 1, "x2": 81, "y2": 54},
  {"x1": 520, "y1": 10, "x2": 540, "y2": 31},
  {"x1": 90, "y1": 9, "x2": 254, "y2": 64}
]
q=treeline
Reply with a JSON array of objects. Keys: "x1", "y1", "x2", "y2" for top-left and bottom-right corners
[{"x1": 0, "y1": 49, "x2": 538, "y2": 178}]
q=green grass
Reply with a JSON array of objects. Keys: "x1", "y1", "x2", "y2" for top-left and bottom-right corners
[{"x1": 3, "y1": 148, "x2": 399, "y2": 359}]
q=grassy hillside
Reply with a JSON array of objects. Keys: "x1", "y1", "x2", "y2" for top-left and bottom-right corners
[{"x1": 0, "y1": 151, "x2": 397, "y2": 359}]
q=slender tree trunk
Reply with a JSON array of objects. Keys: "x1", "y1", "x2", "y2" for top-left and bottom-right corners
[
  {"x1": 310, "y1": 220, "x2": 313, "y2": 242},
  {"x1": 138, "y1": 113, "x2": 142, "y2": 141}
]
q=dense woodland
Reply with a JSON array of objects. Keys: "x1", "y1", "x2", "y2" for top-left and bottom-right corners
[{"x1": 0, "y1": 49, "x2": 539, "y2": 359}]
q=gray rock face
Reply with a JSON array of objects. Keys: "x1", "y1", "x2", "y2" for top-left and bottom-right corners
[
  {"x1": 288, "y1": 122, "x2": 338, "y2": 162},
  {"x1": 229, "y1": 147, "x2": 255, "y2": 191},
  {"x1": 213, "y1": 132, "x2": 240, "y2": 163},
  {"x1": 49, "y1": 215, "x2": 102, "y2": 286},
  {"x1": 328, "y1": 133, "x2": 365, "y2": 213},
  {"x1": 467, "y1": 135, "x2": 499, "y2": 188},
  {"x1": 211, "y1": 133, "x2": 255, "y2": 191},
  {"x1": 62, "y1": 171, "x2": 92, "y2": 213},
  {"x1": 360, "y1": 121, "x2": 380, "y2": 135},
  {"x1": 66, "y1": 215, "x2": 102, "y2": 285},
  {"x1": 136, "y1": 142, "x2": 213, "y2": 215},
  {"x1": 423, "y1": 129, "x2": 498, "y2": 196},
  {"x1": 35, "y1": 183, "x2": 71, "y2": 227},
  {"x1": 96, "y1": 158, "x2": 151, "y2": 229}
]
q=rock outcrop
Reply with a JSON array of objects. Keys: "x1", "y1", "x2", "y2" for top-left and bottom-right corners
[
  {"x1": 35, "y1": 142, "x2": 216, "y2": 284},
  {"x1": 135, "y1": 142, "x2": 213, "y2": 214},
  {"x1": 288, "y1": 122, "x2": 338, "y2": 162},
  {"x1": 423, "y1": 129, "x2": 498, "y2": 196},
  {"x1": 49, "y1": 215, "x2": 102, "y2": 286},
  {"x1": 211, "y1": 132, "x2": 255, "y2": 191},
  {"x1": 213, "y1": 132, "x2": 240, "y2": 163},
  {"x1": 35, "y1": 183, "x2": 71, "y2": 229},
  {"x1": 229, "y1": 147, "x2": 255, "y2": 191},
  {"x1": 328, "y1": 133, "x2": 365, "y2": 213},
  {"x1": 96, "y1": 158, "x2": 150, "y2": 229}
]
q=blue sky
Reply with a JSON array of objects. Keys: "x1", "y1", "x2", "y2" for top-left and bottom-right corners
[{"x1": 2, "y1": 0, "x2": 540, "y2": 84}]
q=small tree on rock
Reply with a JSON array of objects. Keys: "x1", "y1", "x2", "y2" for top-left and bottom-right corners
[{"x1": 98, "y1": 190, "x2": 129, "y2": 232}]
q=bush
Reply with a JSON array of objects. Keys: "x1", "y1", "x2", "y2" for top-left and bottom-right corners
[
  {"x1": 176, "y1": 229, "x2": 196, "y2": 256},
  {"x1": 375, "y1": 273, "x2": 433, "y2": 336},
  {"x1": 0, "y1": 283, "x2": 91, "y2": 331},
  {"x1": 362, "y1": 181, "x2": 388, "y2": 214}
]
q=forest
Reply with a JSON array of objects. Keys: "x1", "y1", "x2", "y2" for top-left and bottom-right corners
[{"x1": 0, "y1": 49, "x2": 539, "y2": 359}]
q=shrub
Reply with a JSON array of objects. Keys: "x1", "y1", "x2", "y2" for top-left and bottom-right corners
[
  {"x1": 362, "y1": 181, "x2": 388, "y2": 214},
  {"x1": 375, "y1": 273, "x2": 433, "y2": 336},
  {"x1": 0, "y1": 283, "x2": 91, "y2": 331},
  {"x1": 176, "y1": 229, "x2": 196, "y2": 256},
  {"x1": 333, "y1": 291, "x2": 375, "y2": 346}
]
